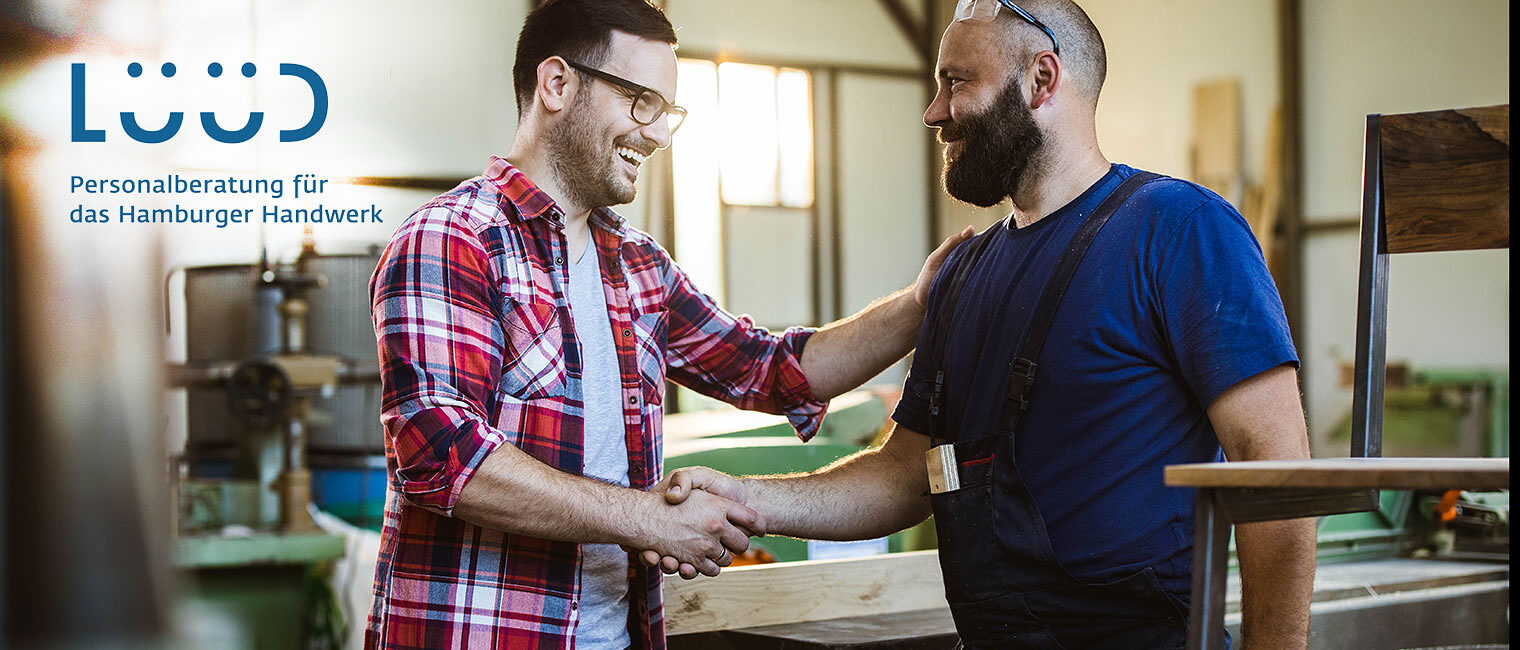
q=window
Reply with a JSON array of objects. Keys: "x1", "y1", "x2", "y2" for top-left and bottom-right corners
[
  {"x1": 672, "y1": 59, "x2": 815, "y2": 305},
  {"x1": 710, "y1": 62, "x2": 814, "y2": 207}
]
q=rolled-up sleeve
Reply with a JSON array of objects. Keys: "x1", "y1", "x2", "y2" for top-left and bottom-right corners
[
  {"x1": 369, "y1": 207, "x2": 507, "y2": 516},
  {"x1": 659, "y1": 256, "x2": 829, "y2": 441}
]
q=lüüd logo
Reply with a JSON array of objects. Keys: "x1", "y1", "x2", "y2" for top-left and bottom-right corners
[{"x1": 71, "y1": 62, "x2": 328, "y2": 143}]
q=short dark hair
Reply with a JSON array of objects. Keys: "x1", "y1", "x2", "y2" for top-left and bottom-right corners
[{"x1": 512, "y1": 0, "x2": 678, "y2": 117}]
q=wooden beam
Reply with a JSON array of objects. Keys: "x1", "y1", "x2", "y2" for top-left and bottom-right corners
[
  {"x1": 828, "y1": 71, "x2": 844, "y2": 322},
  {"x1": 335, "y1": 175, "x2": 463, "y2": 191},
  {"x1": 663, "y1": 550, "x2": 949, "y2": 635},
  {"x1": 1165, "y1": 457, "x2": 1510, "y2": 490},
  {"x1": 1276, "y1": 0, "x2": 1305, "y2": 382},
  {"x1": 876, "y1": 0, "x2": 933, "y2": 67},
  {"x1": 1302, "y1": 218, "x2": 1361, "y2": 235},
  {"x1": 675, "y1": 49, "x2": 920, "y2": 79},
  {"x1": 923, "y1": 0, "x2": 943, "y2": 248}
]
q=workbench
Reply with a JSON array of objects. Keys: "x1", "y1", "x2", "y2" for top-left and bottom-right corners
[
  {"x1": 666, "y1": 553, "x2": 1509, "y2": 649},
  {"x1": 1164, "y1": 456, "x2": 1510, "y2": 650}
]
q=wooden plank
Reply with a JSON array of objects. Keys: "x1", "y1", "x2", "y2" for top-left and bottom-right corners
[
  {"x1": 1380, "y1": 104, "x2": 1509, "y2": 254},
  {"x1": 720, "y1": 607, "x2": 958, "y2": 649},
  {"x1": 666, "y1": 558, "x2": 1511, "y2": 644},
  {"x1": 1253, "y1": 107, "x2": 1284, "y2": 268},
  {"x1": 1190, "y1": 79, "x2": 1242, "y2": 201},
  {"x1": 663, "y1": 550, "x2": 948, "y2": 635},
  {"x1": 1165, "y1": 457, "x2": 1508, "y2": 489},
  {"x1": 1216, "y1": 487, "x2": 1376, "y2": 523}
]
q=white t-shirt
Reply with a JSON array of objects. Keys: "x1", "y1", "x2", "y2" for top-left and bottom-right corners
[{"x1": 567, "y1": 237, "x2": 632, "y2": 649}]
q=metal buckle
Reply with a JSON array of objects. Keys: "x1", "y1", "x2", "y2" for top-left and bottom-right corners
[{"x1": 1006, "y1": 357, "x2": 1037, "y2": 411}]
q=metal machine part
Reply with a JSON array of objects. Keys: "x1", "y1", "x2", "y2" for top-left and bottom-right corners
[
  {"x1": 1416, "y1": 490, "x2": 1510, "y2": 560},
  {"x1": 180, "y1": 250, "x2": 383, "y2": 455},
  {"x1": 226, "y1": 359, "x2": 292, "y2": 427},
  {"x1": 170, "y1": 238, "x2": 381, "y2": 534}
]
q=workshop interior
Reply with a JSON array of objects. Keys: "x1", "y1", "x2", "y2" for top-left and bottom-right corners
[{"x1": 0, "y1": 0, "x2": 1509, "y2": 648}]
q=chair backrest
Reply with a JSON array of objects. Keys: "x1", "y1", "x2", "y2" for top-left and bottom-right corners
[{"x1": 1350, "y1": 105, "x2": 1510, "y2": 458}]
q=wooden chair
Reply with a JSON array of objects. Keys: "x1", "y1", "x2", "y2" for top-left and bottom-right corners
[
  {"x1": 1349, "y1": 105, "x2": 1510, "y2": 458},
  {"x1": 1169, "y1": 104, "x2": 1510, "y2": 650}
]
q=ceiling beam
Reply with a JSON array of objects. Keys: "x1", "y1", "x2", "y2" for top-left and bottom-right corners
[{"x1": 876, "y1": 0, "x2": 933, "y2": 68}]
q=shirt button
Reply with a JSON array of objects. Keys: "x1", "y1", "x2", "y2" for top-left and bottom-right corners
[
  {"x1": 571, "y1": 601, "x2": 579, "y2": 610},
  {"x1": 622, "y1": 328, "x2": 632, "y2": 338},
  {"x1": 628, "y1": 396, "x2": 637, "y2": 405},
  {"x1": 554, "y1": 256, "x2": 564, "y2": 265},
  {"x1": 1166, "y1": 615, "x2": 1179, "y2": 627}
]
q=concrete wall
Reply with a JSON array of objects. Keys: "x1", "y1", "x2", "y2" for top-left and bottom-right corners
[
  {"x1": 835, "y1": 73, "x2": 931, "y2": 317},
  {"x1": 1086, "y1": 0, "x2": 1281, "y2": 187}
]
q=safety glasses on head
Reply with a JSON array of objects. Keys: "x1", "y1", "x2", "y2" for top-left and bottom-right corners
[{"x1": 953, "y1": 0, "x2": 1061, "y2": 57}]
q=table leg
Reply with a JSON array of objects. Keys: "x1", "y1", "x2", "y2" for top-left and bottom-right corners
[{"x1": 1189, "y1": 488, "x2": 1231, "y2": 650}]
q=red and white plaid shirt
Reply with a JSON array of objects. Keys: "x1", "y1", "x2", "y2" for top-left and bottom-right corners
[{"x1": 365, "y1": 156, "x2": 827, "y2": 649}]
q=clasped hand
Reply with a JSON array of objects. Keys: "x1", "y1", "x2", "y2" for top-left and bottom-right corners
[{"x1": 623, "y1": 467, "x2": 752, "y2": 580}]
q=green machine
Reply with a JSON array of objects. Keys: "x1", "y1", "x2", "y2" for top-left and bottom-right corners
[{"x1": 1315, "y1": 368, "x2": 1510, "y2": 564}]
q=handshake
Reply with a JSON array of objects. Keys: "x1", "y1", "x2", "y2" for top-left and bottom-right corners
[{"x1": 622, "y1": 466, "x2": 759, "y2": 580}]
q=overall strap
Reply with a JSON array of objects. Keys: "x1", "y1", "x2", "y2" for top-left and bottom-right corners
[
  {"x1": 926, "y1": 229, "x2": 998, "y2": 447},
  {"x1": 997, "y1": 171, "x2": 1160, "y2": 434}
]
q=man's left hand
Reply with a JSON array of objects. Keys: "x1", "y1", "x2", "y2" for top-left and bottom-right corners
[{"x1": 914, "y1": 225, "x2": 976, "y2": 308}]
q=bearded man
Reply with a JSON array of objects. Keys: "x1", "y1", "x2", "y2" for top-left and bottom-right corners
[
  {"x1": 647, "y1": 0, "x2": 1316, "y2": 647},
  {"x1": 363, "y1": 0, "x2": 970, "y2": 648}
]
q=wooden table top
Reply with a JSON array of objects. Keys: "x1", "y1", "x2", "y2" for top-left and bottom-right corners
[{"x1": 1164, "y1": 457, "x2": 1509, "y2": 490}]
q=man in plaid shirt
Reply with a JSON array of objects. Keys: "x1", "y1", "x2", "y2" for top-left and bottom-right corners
[{"x1": 366, "y1": 1, "x2": 971, "y2": 648}]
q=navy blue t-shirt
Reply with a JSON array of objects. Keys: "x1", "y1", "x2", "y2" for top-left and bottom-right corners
[{"x1": 893, "y1": 164, "x2": 1298, "y2": 595}]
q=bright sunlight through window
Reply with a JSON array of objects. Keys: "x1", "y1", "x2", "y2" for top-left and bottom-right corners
[{"x1": 672, "y1": 59, "x2": 815, "y2": 306}]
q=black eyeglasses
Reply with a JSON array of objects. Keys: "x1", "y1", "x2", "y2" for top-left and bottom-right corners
[
  {"x1": 953, "y1": 0, "x2": 1061, "y2": 57},
  {"x1": 565, "y1": 60, "x2": 688, "y2": 134}
]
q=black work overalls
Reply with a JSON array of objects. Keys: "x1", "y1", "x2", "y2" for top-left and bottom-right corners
[{"x1": 925, "y1": 172, "x2": 1193, "y2": 650}]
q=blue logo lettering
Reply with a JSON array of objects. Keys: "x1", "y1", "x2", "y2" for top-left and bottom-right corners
[
  {"x1": 70, "y1": 61, "x2": 328, "y2": 143},
  {"x1": 200, "y1": 62, "x2": 263, "y2": 143}
]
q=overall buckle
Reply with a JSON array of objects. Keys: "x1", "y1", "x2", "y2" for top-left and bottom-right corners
[{"x1": 1006, "y1": 357, "x2": 1037, "y2": 411}]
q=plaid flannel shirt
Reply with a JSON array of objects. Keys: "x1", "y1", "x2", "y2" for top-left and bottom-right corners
[{"x1": 365, "y1": 156, "x2": 828, "y2": 649}]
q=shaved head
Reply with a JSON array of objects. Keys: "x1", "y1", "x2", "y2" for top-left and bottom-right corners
[
  {"x1": 925, "y1": 0, "x2": 1114, "y2": 212},
  {"x1": 993, "y1": 0, "x2": 1107, "y2": 103}
]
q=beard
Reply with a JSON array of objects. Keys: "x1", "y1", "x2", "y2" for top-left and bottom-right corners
[
  {"x1": 940, "y1": 73, "x2": 1045, "y2": 208},
  {"x1": 547, "y1": 90, "x2": 640, "y2": 209}
]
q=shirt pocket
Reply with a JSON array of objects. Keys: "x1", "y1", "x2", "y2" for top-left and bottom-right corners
[
  {"x1": 500, "y1": 298, "x2": 568, "y2": 400},
  {"x1": 631, "y1": 308, "x2": 667, "y2": 407}
]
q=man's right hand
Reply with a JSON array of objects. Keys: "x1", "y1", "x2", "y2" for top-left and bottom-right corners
[
  {"x1": 636, "y1": 467, "x2": 754, "y2": 578},
  {"x1": 631, "y1": 485, "x2": 763, "y2": 579}
]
